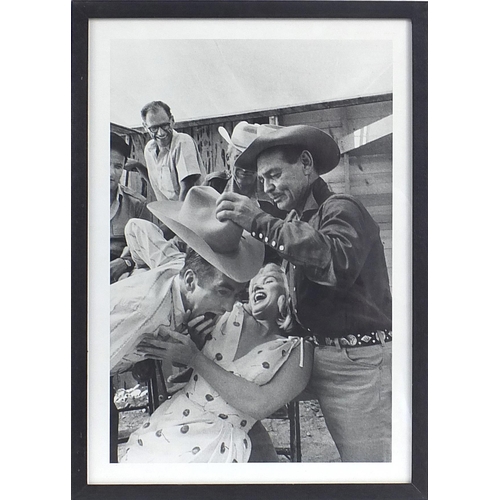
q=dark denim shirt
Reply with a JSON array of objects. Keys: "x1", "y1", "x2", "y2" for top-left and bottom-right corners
[{"x1": 251, "y1": 178, "x2": 392, "y2": 338}]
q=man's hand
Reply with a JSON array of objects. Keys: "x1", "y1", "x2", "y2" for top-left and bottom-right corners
[
  {"x1": 136, "y1": 316, "x2": 214, "y2": 366},
  {"x1": 187, "y1": 314, "x2": 217, "y2": 349},
  {"x1": 135, "y1": 334, "x2": 177, "y2": 362},
  {"x1": 168, "y1": 331, "x2": 201, "y2": 366},
  {"x1": 215, "y1": 192, "x2": 263, "y2": 232},
  {"x1": 110, "y1": 258, "x2": 128, "y2": 283},
  {"x1": 136, "y1": 331, "x2": 199, "y2": 367}
]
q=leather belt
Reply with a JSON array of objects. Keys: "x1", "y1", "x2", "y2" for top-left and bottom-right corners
[{"x1": 313, "y1": 329, "x2": 392, "y2": 348}]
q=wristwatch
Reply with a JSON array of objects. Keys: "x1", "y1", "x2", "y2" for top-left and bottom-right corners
[{"x1": 121, "y1": 258, "x2": 134, "y2": 271}]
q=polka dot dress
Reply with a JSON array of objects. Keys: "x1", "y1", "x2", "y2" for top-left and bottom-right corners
[{"x1": 120, "y1": 302, "x2": 301, "y2": 463}]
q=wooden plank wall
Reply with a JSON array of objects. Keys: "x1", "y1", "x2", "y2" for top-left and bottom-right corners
[
  {"x1": 345, "y1": 103, "x2": 392, "y2": 286},
  {"x1": 182, "y1": 122, "x2": 232, "y2": 175},
  {"x1": 279, "y1": 101, "x2": 393, "y2": 285},
  {"x1": 180, "y1": 117, "x2": 274, "y2": 176}
]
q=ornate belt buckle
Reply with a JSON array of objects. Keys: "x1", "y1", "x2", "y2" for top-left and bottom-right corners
[{"x1": 340, "y1": 335, "x2": 358, "y2": 347}]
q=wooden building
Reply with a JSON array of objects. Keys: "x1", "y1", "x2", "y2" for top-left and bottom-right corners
[{"x1": 111, "y1": 91, "x2": 393, "y2": 284}]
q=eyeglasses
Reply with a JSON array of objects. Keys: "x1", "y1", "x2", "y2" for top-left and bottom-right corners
[{"x1": 146, "y1": 122, "x2": 172, "y2": 134}]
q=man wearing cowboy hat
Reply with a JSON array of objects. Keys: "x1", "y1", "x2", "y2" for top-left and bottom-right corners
[
  {"x1": 110, "y1": 186, "x2": 281, "y2": 461},
  {"x1": 110, "y1": 186, "x2": 264, "y2": 373},
  {"x1": 203, "y1": 121, "x2": 287, "y2": 267},
  {"x1": 122, "y1": 121, "x2": 284, "y2": 274},
  {"x1": 215, "y1": 125, "x2": 393, "y2": 462},
  {"x1": 203, "y1": 121, "x2": 281, "y2": 198}
]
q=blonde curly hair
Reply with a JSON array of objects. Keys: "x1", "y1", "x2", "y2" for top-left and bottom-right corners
[{"x1": 250, "y1": 263, "x2": 293, "y2": 333}]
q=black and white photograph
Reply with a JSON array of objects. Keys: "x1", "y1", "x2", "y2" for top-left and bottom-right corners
[
  {"x1": 81, "y1": 5, "x2": 420, "y2": 493},
  {"x1": 10, "y1": 0, "x2": 500, "y2": 498}
]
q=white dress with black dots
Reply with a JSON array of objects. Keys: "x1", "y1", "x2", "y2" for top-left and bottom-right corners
[{"x1": 120, "y1": 302, "x2": 301, "y2": 463}]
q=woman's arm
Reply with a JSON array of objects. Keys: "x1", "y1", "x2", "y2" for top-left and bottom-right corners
[
  {"x1": 196, "y1": 343, "x2": 312, "y2": 420},
  {"x1": 167, "y1": 331, "x2": 313, "y2": 421}
]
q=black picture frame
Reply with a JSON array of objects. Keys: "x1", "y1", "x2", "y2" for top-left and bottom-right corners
[{"x1": 72, "y1": 1, "x2": 428, "y2": 499}]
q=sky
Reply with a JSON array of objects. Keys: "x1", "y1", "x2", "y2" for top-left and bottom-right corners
[{"x1": 110, "y1": 39, "x2": 393, "y2": 128}]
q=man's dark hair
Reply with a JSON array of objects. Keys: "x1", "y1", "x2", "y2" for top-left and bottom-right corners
[
  {"x1": 140, "y1": 101, "x2": 172, "y2": 121},
  {"x1": 110, "y1": 132, "x2": 130, "y2": 159},
  {"x1": 180, "y1": 246, "x2": 219, "y2": 286}
]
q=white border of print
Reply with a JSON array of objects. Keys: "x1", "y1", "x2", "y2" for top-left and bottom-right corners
[{"x1": 88, "y1": 18, "x2": 412, "y2": 485}]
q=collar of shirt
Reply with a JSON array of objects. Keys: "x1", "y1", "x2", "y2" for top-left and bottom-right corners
[
  {"x1": 300, "y1": 177, "x2": 332, "y2": 221},
  {"x1": 110, "y1": 184, "x2": 124, "y2": 220}
]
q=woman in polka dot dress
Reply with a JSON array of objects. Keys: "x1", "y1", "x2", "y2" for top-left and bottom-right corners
[{"x1": 120, "y1": 263, "x2": 313, "y2": 463}]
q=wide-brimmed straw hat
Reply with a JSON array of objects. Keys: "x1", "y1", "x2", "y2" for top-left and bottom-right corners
[
  {"x1": 234, "y1": 125, "x2": 341, "y2": 175},
  {"x1": 147, "y1": 186, "x2": 264, "y2": 283},
  {"x1": 218, "y1": 121, "x2": 282, "y2": 153}
]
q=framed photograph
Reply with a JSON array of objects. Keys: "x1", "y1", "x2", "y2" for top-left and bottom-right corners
[{"x1": 73, "y1": 1, "x2": 427, "y2": 498}]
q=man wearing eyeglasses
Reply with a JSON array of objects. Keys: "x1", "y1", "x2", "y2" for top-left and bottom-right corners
[{"x1": 141, "y1": 101, "x2": 206, "y2": 202}]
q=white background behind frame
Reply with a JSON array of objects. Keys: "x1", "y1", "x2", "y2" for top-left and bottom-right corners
[
  {"x1": 88, "y1": 18, "x2": 412, "y2": 485},
  {"x1": 4, "y1": 0, "x2": 500, "y2": 499}
]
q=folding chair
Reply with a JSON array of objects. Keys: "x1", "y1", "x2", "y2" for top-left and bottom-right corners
[
  {"x1": 267, "y1": 401, "x2": 302, "y2": 462},
  {"x1": 110, "y1": 359, "x2": 168, "y2": 462}
]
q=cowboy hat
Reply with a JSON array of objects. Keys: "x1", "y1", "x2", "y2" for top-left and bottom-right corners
[
  {"x1": 147, "y1": 186, "x2": 264, "y2": 283},
  {"x1": 218, "y1": 121, "x2": 282, "y2": 153},
  {"x1": 234, "y1": 124, "x2": 341, "y2": 175}
]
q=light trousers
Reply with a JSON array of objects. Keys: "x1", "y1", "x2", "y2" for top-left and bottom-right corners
[{"x1": 306, "y1": 340, "x2": 392, "y2": 462}]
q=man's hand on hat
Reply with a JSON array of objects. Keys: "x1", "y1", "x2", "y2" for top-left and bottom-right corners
[{"x1": 215, "y1": 192, "x2": 262, "y2": 231}]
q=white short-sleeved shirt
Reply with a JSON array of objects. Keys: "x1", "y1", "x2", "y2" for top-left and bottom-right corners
[{"x1": 144, "y1": 130, "x2": 206, "y2": 201}]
